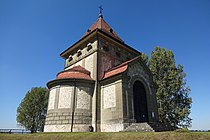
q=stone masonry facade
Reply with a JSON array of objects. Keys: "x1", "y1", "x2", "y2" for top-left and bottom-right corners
[{"x1": 44, "y1": 14, "x2": 159, "y2": 132}]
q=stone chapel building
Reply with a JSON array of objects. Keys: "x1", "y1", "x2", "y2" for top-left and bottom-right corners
[{"x1": 44, "y1": 13, "x2": 159, "y2": 132}]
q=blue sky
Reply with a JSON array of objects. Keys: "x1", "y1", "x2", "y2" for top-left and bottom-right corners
[{"x1": 0, "y1": 0, "x2": 210, "y2": 130}]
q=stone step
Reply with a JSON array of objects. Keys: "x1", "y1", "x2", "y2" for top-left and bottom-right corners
[
  {"x1": 148, "y1": 122, "x2": 177, "y2": 132},
  {"x1": 122, "y1": 122, "x2": 176, "y2": 132},
  {"x1": 122, "y1": 123, "x2": 154, "y2": 132}
]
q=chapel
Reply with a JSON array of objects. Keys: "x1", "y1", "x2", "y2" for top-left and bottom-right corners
[{"x1": 44, "y1": 11, "x2": 159, "y2": 132}]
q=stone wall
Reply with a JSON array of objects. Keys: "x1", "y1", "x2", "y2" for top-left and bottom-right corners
[
  {"x1": 125, "y1": 61, "x2": 158, "y2": 122},
  {"x1": 44, "y1": 124, "x2": 91, "y2": 132},
  {"x1": 44, "y1": 83, "x2": 94, "y2": 132},
  {"x1": 44, "y1": 111, "x2": 92, "y2": 132},
  {"x1": 100, "y1": 124, "x2": 124, "y2": 132},
  {"x1": 46, "y1": 31, "x2": 158, "y2": 132},
  {"x1": 65, "y1": 40, "x2": 97, "y2": 80},
  {"x1": 58, "y1": 86, "x2": 72, "y2": 109},
  {"x1": 63, "y1": 39, "x2": 98, "y2": 131},
  {"x1": 48, "y1": 87, "x2": 57, "y2": 110},
  {"x1": 98, "y1": 38, "x2": 137, "y2": 80},
  {"x1": 100, "y1": 78, "x2": 124, "y2": 132},
  {"x1": 103, "y1": 84, "x2": 116, "y2": 109}
]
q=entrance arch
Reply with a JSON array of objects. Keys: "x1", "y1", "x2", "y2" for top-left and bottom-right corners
[{"x1": 133, "y1": 80, "x2": 149, "y2": 122}]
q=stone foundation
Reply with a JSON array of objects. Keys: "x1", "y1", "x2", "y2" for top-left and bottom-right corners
[
  {"x1": 100, "y1": 123, "x2": 124, "y2": 132},
  {"x1": 44, "y1": 124, "x2": 92, "y2": 132}
]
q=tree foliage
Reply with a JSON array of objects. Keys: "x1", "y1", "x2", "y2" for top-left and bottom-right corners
[
  {"x1": 17, "y1": 87, "x2": 49, "y2": 133},
  {"x1": 140, "y1": 53, "x2": 149, "y2": 65},
  {"x1": 141, "y1": 46, "x2": 192, "y2": 128}
]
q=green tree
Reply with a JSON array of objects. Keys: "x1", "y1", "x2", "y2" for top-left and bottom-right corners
[
  {"x1": 17, "y1": 87, "x2": 49, "y2": 133},
  {"x1": 143, "y1": 46, "x2": 192, "y2": 128},
  {"x1": 140, "y1": 53, "x2": 149, "y2": 65}
]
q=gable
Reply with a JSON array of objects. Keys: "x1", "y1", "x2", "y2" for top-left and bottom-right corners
[{"x1": 101, "y1": 56, "x2": 154, "y2": 81}]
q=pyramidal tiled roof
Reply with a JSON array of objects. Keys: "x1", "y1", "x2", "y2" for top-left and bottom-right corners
[{"x1": 82, "y1": 15, "x2": 123, "y2": 42}]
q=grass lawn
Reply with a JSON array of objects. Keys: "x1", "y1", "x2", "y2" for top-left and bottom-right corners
[{"x1": 0, "y1": 132, "x2": 210, "y2": 140}]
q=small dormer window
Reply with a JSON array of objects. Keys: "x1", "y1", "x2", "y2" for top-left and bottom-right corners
[
  {"x1": 103, "y1": 45, "x2": 109, "y2": 51},
  {"x1": 68, "y1": 55, "x2": 73, "y2": 62},
  {"x1": 116, "y1": 52, "x2": 121, "y2": 57},
  {"x1": 110, "y1": 28, "x2": 113, "y2": 33},
  {"x1": 77, "y1": 49, "x2": 82, "y2": 57},
  {"x1": 87, "y1": 43, "x2": 92, "y2": 51}
]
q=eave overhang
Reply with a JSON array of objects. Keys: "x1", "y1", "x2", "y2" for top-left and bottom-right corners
[
  {"x1": 47, "y1": 78, "x2": 95, "y2": 89},
  {"x1": 60, "y1": 29, "x2": 141, "y2": 59}
]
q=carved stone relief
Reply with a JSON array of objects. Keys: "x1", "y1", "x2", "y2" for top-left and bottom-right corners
[
  {"x1": 76, "y1": 87, "x2": 90, "y2": 110},
  {"x1": 58, "y1": 86, "x2": 73, "y2": 109},
  {"x1": 103, "y1": 84, "x2": 116, "y2": 109},
  {"x1": 48, "y1": 88, "x2": 56, "y2": 110}
]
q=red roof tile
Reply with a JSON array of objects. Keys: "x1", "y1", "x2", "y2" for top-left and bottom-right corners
[
  {"x1": 103, "y1": 65, "x2": 128, "y2": 80},
  {"x1": 102, "y1": 56, "x2": 140, "y2": 80},
  {"x1": 56, "y1": 65, "x2": 93, "y2": 81},
  {"x1": 82, "y1": 16, "x2": 123, "y2": 42},
  {"x1": 69, "y1": 65, "x2": 90, "y2": 75}
]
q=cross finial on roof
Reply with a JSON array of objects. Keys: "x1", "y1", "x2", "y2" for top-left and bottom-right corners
[{"x1": 99, "y1": 5, "x2": 103, "y2": 18}]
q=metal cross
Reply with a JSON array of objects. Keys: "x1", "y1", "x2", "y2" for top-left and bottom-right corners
[{"x1": 99, "y1": 6, "x2": 103, "y2": 15}]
